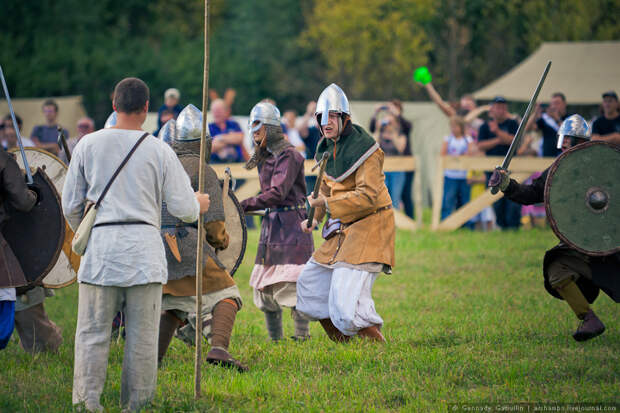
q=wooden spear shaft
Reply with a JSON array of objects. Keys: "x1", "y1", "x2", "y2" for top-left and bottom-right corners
[{"x1": 195, "y1": 0, "x2": 209, "y2": 399}]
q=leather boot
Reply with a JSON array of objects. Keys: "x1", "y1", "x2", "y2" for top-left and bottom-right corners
[
  {"x1": 158, "y1": 311, "x2": 182, "y2": 364},
  {"x1": 319, "y1": 319, "x2": 351, "y2": 343},
  {"x1": 206, "y1": 347, "x2": 249, "y2": 373},
  {"x1": 573, "y1": 309, "x2": 605, "y2": 342},
  {"x1": 357, "y1": 325, "x2": 386, "y2": 343}
]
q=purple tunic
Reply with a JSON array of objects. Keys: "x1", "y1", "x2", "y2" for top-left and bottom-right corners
[{"x1": 241, "y1": 147, "x2": 314, "y2": 266}]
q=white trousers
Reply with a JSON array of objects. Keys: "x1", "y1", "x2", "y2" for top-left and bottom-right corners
[
  {"x1": 296, "y1": 261, "x2": 383, "y2": 336},
  {"x1": 73, "y1": 282, "x2": 162, "y2": 411}
]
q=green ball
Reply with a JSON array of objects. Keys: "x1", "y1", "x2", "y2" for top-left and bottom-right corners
[{"x1": 413, "y1": 67, "x2": 432, "y2": 85}]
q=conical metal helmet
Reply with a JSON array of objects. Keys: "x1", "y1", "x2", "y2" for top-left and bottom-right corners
[
  {"x1": 557, "y1": 114, "x2": 591, "y2": 149},
  {"x1": 104, "y1": 111, "x2": 117, "y2": 128},
  {"x1": 315, "y1": 83, "x2": 350, "y2": 126},
  {"x1": 159, "y1": 119, "x2": 177, "y2": 144},
  {"x1": 248, "y1": 102, "x2": 280, "y2": 133},
  {"x1": 175, "y1": 104, "x2": 202, "y2": 141}
]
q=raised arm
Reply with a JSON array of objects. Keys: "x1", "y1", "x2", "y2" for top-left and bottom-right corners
[
  {"x1": 464, "y1": 105, "x2": 490, "y2": 124},
  {"x1": 424, "y1": 83, "x2": 456, "y2": 118}
]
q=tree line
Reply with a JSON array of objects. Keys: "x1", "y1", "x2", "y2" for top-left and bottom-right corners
[{"x1": 1, "y1": 0, "x2": 618, "y2": 126}]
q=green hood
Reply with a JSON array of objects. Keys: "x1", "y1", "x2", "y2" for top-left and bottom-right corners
[{"x1": 315, "y1": 124, "x2": 379, "y2": 182}]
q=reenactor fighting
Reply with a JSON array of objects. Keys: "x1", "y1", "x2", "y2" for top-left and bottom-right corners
[{"x1": 0, "y1": 22, "x2": 618, "y2": 413}]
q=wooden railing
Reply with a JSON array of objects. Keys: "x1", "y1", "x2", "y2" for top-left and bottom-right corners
[
  {"x1": 211, "y1": 155, "x2": 554, "y2": 232},
  {"x1": 211, "y1": 156, "x2": 423, "y2": 230},
  {"x1": 431, "y1": 156, "x2": 554, "y2": 231}
]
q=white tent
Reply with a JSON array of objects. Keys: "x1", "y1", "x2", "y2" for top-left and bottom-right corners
[
  {"x1": 350, "y1": 101, "x2": 450, "y2": 205},
  {"x1": 473, "y1": 41, "x2": 620, "y2": 104}
]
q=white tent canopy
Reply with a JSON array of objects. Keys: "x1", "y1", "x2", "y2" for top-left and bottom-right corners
[{"x1": 473, "y1": 41, "x2": 620, "y2": 104}]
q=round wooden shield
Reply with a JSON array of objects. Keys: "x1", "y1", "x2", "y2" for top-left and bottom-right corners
[
  {"x1": 1, "y1": 169, "x2": 65, "y2": 285},
  {"x1": 544, "y1": 141, "x2": 620, "y2": 256},
  {"x1": 217, "y1": 190, "x2": 247, "y2": 276},
  {"x1": 8, "y1": 147, "x2": 79, "y2": 288}
]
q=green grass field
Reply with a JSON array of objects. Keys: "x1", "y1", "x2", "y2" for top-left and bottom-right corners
[{"x1": 1, "y1": 226, "x2": 618, "y2": 412}]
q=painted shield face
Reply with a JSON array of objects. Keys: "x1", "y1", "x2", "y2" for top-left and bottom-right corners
[{"x1": 545, "y1": 141, "x2": 620, "y2": 256}]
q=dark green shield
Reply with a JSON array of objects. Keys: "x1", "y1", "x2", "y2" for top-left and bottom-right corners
[{"x1": 544, "y1": 141, "x2": 620, "y2": 256}]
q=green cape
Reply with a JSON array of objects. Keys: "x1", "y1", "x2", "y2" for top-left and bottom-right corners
[{"x1": 315, "y1": 124, "x2": 379, "y2": 182}]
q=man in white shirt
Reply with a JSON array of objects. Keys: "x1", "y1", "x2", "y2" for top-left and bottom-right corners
[{"x1": 62, "y1": 77, "x2": 210, "y2": 412}]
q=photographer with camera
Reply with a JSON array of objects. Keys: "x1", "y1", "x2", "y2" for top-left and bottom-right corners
[
  {"x1": 526, "y1": 92, "x2": 568, "y2": 157},
  {"x1": 476, "y1": 96, "x2": 521, "y2": 229},
  {"x1": 369, "y1": 101, "x2": 413, "y2": 215}
]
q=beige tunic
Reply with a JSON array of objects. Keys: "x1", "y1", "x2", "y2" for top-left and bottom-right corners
[{"x1": 312, "y1": 149, "x2": 395, "y2": 268}]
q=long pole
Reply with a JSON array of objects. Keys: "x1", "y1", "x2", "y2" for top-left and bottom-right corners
[{"x1": 195, "y1": 0, "x2": 209, "y2": 399}]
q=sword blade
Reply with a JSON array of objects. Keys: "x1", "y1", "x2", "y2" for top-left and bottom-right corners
[
  {"x1": 490, "y1": 61, "x2": 551, "y2": 195},
  {"x1": 0, "y1": 65, "x2": 33, "y2": 184},
  {"x1": 500, "y1": 61, "x2": 551, "y2": 170}
]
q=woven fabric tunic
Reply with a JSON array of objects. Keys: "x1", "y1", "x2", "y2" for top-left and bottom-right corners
[{"x1": 241, "y1": 147, "x2": 314, "y2": 267}]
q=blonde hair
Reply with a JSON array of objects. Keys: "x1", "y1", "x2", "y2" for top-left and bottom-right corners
[{"x1": 449, "y1": 116, "x2": 466, "y2": 136}]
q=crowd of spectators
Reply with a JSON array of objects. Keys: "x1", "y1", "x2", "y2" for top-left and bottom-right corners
[
  {"x1": 369, "y1": 101, "x2": 414, "y2": 216},
  {"x1": 2, "y1": 87, "x2": 618, "y2": 233},
  {"x1": 418, "y1": 77, "x2": 619, "y2": 231}
]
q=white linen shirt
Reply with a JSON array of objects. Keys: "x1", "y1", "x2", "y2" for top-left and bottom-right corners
[{"x1": 62, "y1": 129, "x2": 199, "y2": 287}]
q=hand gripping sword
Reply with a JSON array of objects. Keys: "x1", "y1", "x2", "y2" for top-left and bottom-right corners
[
  {"x1": 0, "y1": 65, "x2": 33, "y2": 184},
  {"x1": 490, "y1": 61, "x2": 551, "y2": 194},
  {"x1": 307, "y1": 152, "x2": 330, "y2": 228}
]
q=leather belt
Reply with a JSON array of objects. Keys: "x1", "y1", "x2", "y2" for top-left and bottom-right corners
[
  {"x1": 264, "y1": 204, "x2": 306, "y2": 214},
  {"x1": 93, "y1": 220, "x2": 153, "y2": 228}
]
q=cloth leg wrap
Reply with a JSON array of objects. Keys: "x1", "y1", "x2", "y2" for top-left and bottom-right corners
[
  {"x1": 157, "y1": 310, "x2": 181, "y2": 363},
  {"x1": 264, "y1": 310, "x2": 283, "y2": 341},
  {"x1": 14, "y1": 302, "x2": 63, "y2": 353},
  {"x1": 291, "y1": 308, "x2": 309, "y2": 338},
  {"x1": 210, "y1": 298, "x2": 238, "y2": 350},
  {"x1": 554, "y1": 279, "x2": 591, "y2": 319}
]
